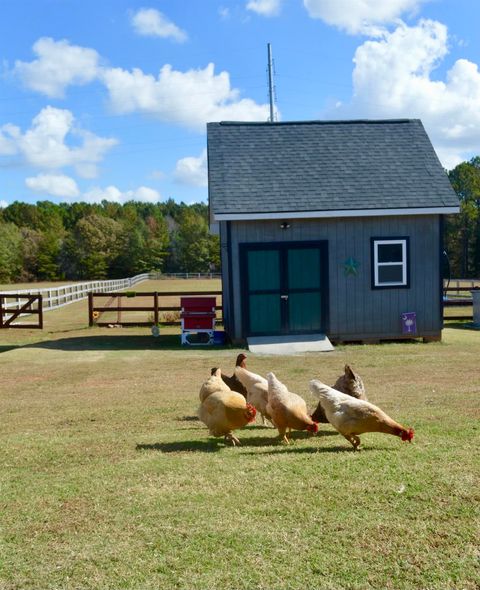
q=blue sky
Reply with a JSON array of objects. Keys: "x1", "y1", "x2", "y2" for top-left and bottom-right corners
[{"x1": 1, "y1": 0, "x2": 479, "y2": 208}]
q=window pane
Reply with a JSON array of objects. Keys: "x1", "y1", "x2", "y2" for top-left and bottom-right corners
[
  {"x1": 377, "y1": 243, "x2": 403, "y2": 263},
  {"x1": 378, "y1": 265, "x2": 404, "y2": 284},
  {"x1": 248, "y1": 250, "x2": 280, "y2": 291}
]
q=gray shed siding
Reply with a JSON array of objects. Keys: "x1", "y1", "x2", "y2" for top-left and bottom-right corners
[{"x1": 221, "y1": 215, "x2": 442, "y2": 341}]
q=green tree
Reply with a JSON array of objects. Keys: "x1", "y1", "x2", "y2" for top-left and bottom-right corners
[
  {"x1": 0, "y1": 222, "x2": 23, "y2": 283},
  {"x1": 64, "y1": 214, "x2": 124, "y2": 279},
  {"x1": 172, "y1": 209, "x2": 216, "y2": 272},
  {"x1": 19, "y1": 228, "x2": 42, "y2": 281},
  {"x1": 446, "y1": 157, "x2": 480, "y2": 277}
]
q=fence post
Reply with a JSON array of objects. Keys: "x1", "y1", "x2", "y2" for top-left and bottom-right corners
[
  {"x1": 38, "y1": 295, "x2": 44, "y2": 329},
  {"x1": 88, "y1": 292, "x2": 93, "y2": 327},
  {"x1": 154, "y1": 292, "x2": 159, "y2": 325}
]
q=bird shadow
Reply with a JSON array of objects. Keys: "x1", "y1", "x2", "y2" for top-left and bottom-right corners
[
  {"x1": 240, "y1": 444, "x2": 389, "y2": 455},
  {"x1": 136, "y1": 440, "x2": 223, "y2": 453},
  {"x1": 135, "y1": 428, "x2": 346, "y2": 454}
]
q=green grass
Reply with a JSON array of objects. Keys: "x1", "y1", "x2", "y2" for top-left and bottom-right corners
[
  {"x1": 0, "y1": 280, "x2": 88, "y2": 291},
  {"x1": 0, "y1": 285, "x2": 479, "y2": 589}
]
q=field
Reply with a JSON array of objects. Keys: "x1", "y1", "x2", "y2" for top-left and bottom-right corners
[{"x1": 0, "y1": 280, "x2": 479, "y2": 589}]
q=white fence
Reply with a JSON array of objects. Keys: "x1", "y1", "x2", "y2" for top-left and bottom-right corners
[
  {"x1": 0, "y1": 273, "x2": 152, "y2": 312},
  {"x1": 159, "y1": 273, "x2": 221, "y2": 280}
]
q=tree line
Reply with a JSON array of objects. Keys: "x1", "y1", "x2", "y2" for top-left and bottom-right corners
[
  {"x1": 0, "y1": 199, "x2": 220, "y2": 283},
  {"x1": 0, "y1": 157, "x2": 479, "y2": 284},
  {"x1": 444, "y1": 156, "x2": 480, "y2": 279}
]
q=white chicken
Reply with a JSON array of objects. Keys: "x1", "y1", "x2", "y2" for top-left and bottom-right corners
[
  {"x1": 234, "y1": 365, "x2": 272, "y2": 425},
  {"x1": 309, "y1": 379, "x2": 414, "y2": 450}
]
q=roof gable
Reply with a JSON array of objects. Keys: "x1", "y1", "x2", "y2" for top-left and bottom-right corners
[{"x1": 207, "y1": 119, "x2": 459, "y2": 218}]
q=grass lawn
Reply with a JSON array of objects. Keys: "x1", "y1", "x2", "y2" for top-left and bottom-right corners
[
  {"x1": 0, "y1": 287, "x2": 479, "y2": 589},
  {"x1": 0, "y1": 281, "x2": 87, "y2": 291}
]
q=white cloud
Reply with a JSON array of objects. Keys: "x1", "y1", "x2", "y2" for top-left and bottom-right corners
[
  {"x1": 0, "y1": 200, "x2": 8, "y2": 209},
  {"x1": 14, "y1": 37, "x2": 100, "y2": 98},
  {"x1": 174, "y1": 149, "x2": 208, "y2": 187},
  {"x1": 303, "y1": 0, "x2": 428, "y2": 35},
  {"x1": 219, "y1": 7, "x2": 230, "y2": 19},
  {"x1": 131, "y1": 8, "x2": 187, "y2": 42},
  {"x1": 12, "y1": 38, "x2": 269, "y2": 133},
  {"x1": 0, "y1": 123, "x2": 21, "y2": 155},
  {"x1": 336, "y1": 19, "x2": 480, "y2": 167},
  {"x1": 149, "y1": 169, "x2": 166, "y2": 180},
  {"x1": 246, "y1": 0, "x2": 283, "y2": 17},
  {"x1": 101, "y1": 63, "x2": 270, "y2": 131},
  {"x1": 82, "y1": 185, "x2": 162, "y2": 204},
  {"x1": 25, "y1": 173, "x2": 80, "y2": 198},
  {"x1": 7, "y1": 106, "x2": 117, "y2": 177}
]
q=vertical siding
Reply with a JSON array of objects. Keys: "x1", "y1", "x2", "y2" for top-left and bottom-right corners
[
  {"x1": 219, "y1": 222, "x2": 232, "y2": 335},
  {"x1": 226, "y1": 215, "x2": 441, "y2": 340}
]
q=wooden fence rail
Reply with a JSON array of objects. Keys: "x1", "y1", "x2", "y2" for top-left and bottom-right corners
[
  {"x1": 0, "y1": 272, "x2": 152, "y2": 313},
  {"x1": 88, "y1": 291, "x2": 223, "y2": 327},
  {"x1": 0, "y1": 294, "x2": 43, "y2": 329}
]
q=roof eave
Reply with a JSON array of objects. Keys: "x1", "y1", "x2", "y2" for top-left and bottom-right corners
[{"x1": 213, "y1": 206, "x2": 460, "y2": 221}]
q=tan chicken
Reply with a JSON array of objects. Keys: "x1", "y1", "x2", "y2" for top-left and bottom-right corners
[
  {"x1": 266, "y1": 372, "x2": 319, "y2": 444},
  {"x1": 199, "y1": 367, "x2": 230, "y2": 402},
  {"x1": 198, "y1": 369, "x2": 257, "y2": 446},
  {"x1": 210, "y1": 353, "x2": 248, "y2": 398},
  {"x1": 311, "y1": 364, "x2": 367, "y2": 423},
  {"x1": 309, "y1": 379, "x2": 414, "y2": 451},
  {"x1": 234, "y1": 364, "x2": 272, "y2": 425}
]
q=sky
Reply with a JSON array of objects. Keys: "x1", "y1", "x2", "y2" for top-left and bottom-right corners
[{"x1": 1, "y1": 0, "x2": 479, "y2": 209}]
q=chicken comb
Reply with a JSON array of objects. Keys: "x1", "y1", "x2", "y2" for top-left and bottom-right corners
[{"x1": 401, "y1": 428, "x2": 414, "y2": 442}]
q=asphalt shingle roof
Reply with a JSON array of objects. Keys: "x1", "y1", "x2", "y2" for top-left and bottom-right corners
[{"x1": 207, "y1": 119, "x2": 459, "y2": 215}]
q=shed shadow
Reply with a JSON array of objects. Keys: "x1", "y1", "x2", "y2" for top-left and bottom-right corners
[
  {"x1": 0, "y1": 345, "x2": 21, "y2": 354},
  {"x1": 21, "y1": 334, "x2": 233, "y2": 352}
]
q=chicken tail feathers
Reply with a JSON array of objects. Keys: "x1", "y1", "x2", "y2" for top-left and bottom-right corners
[{"x1": 309, "y1": 379, "x2": 333, "y2": 400}]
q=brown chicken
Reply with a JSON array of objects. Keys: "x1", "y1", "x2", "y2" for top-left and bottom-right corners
[
  {"x1": 211, "y1": 353, "x2": 248, "y2": 398},
  {"x1": 266, "y1": 372, "x2": 318, "y2": 444},
  {"x1": 311, "y1": 364, "x2": 367, "y2": 423},
  {"x1": 198, "y1": 369, "x2": 256, "y2": 446},
  {"x1": 309, "y1": 379, "x2": 414, "y2": 450}
]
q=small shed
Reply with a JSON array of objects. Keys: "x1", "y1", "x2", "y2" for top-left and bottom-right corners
[{"x1": 207, "y1": 119, "x2": 459, "y2": 345}]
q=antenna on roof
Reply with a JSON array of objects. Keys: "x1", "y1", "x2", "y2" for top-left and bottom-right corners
[{"x1": 267, "y1": 43, "x2": 276, "y2": 123}]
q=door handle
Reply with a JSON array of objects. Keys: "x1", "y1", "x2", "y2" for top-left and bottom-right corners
[{"x1": 280, "y1": 295, "x2": 289, "y2": 300}]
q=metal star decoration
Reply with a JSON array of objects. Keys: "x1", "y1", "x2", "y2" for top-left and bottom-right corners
[{"x1": 344, "y1": 257, "x2": 360, "y2": 276}]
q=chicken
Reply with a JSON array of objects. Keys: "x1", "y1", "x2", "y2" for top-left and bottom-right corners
[
  {"x1": 309, "y1": 379, "x2": 414, "y2": 451},
  {"x1": 198, "y1": 369, "x2": 257, "y2": 446},
  {"x1": 311, "y1": 364, "x2": 367, "y2": 423},
  {"x1": 199, "y1": 367, "x2": 230, "y2": 402},
  {"x1": 210, "y1": 353, "x2": 248, "y2": 398},
  {"x1": 234, "y1": 364, "x2": 272, "y2": 425},
  {"x1": 266, "y1": 372, "x2": 319, "y2": 444}
]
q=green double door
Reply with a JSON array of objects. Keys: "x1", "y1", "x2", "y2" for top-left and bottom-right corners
[{"x1": 241, "y1": 241, "x2": 328, "y2": 336}]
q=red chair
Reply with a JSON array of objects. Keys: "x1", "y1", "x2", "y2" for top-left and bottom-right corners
[{"x1": 180, "y1": 297, "x2": 216, "y2": 345}]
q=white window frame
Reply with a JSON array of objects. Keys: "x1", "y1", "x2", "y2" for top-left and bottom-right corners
[{"x1": 372, "y1": 238, "x2": 409, "y2": 288}]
